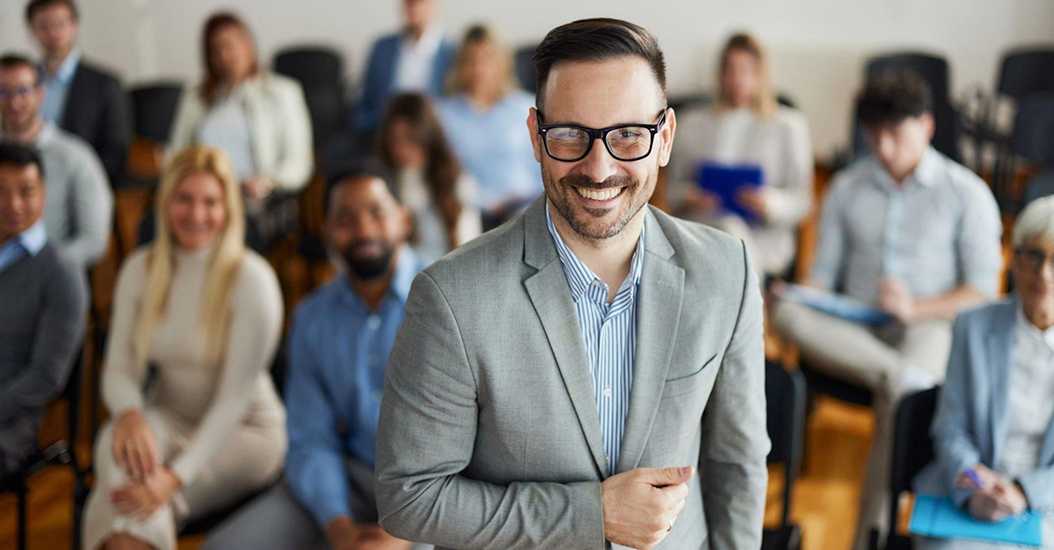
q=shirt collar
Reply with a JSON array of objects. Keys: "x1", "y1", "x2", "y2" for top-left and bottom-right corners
[
  {"x1": 42, "y1": 49, "x2": 81, "y2": 84},
  {"x1": 545, "y1": 202, "x2": 645, "y2": 303},
  {"x1": 338, "y1": 246, "x2": 420, "y2": 306},
  {"x1": 872, "y1": 146, "x2": 940, "y2": 191},
  {"x1": 403, "y1": 25, "x2": 443, "y2": 57},
  {"x1": 1018, "y1": 303, "x2": 1054, "y2": 353},
  {"x1": 19, "y1": 220, "x2": 48, "y2": 257}
]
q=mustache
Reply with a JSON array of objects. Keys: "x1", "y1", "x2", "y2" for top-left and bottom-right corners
[{"x1": 559, "y1": 174, "x2": 636, "y2": 191}]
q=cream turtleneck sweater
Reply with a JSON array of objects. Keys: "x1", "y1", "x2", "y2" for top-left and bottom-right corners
[{"x1": 100, "y1": 244, "x2": 285, "y2": 485}]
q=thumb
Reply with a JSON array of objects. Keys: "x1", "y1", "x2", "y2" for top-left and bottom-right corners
[{"x1": 641, "y1": 466, "x2": 694, "y2": 487}]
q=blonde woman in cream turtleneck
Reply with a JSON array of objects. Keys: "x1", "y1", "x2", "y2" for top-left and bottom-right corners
[
  {"x1": 84, "y1": 145, "x2": 286, "y2": 550},
  {"x1": 667, "y1": 33, "x2": 814, "y2": 280}
]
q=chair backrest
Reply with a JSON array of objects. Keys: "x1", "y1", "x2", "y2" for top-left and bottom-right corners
[
  {"x1": 273, "y1": 46, "x2": 344, "y2": 89},
  {"x1": 273, "y1": 46, "x2": 348, "y2": 153},
  {"x1": 1012, "y1": 93, "x2": 1054, "y2": 167},
  {"x1": 514, "y1": 44, "x2": 538, "y2": 93},
  {"x1": 853, "y1": 52, "x2": 961, "y2": 162},
  {"x1": 886, "y1": 387, "x2": 940, "y2": 549},
  {"x1": 997, "y1": 48, "x2": 1054, "y2": 101},
  {"x1": 766, "y1": 361, "x2": 807, "y2": 528},
  {"x1": 128, "y1": 82, "x2": 184, "y2": 143}
]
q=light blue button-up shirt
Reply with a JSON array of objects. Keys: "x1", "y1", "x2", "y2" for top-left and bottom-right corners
[
  {"x1": 283, "y1": 249, "x2": 422, "y2": 527},
  {"x1": 811, "y1": 147, "x2": 1003, "y2": 305},
  {"x1": 0, "y1": 221, "x2": 47, "y2": 273},
  {"x1": 546, "y1": 204, "x2": 644, "y2": 476},
  {"x1": 39, "y1": 49, "x2": 81, "y2": 125}
]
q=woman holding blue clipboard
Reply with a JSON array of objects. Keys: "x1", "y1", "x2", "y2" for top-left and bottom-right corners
[
  {"x1": 912, "y1": 197, "x2": 1054, "y2": 549},
  {"x1": 666, "y1": 33, "x2": 813, "y2": 279}
]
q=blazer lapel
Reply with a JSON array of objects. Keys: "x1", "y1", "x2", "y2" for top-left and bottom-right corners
[
  {"x1": 522, "y1": 198, "x2": 609, "y2": 477},
  {"x1": 616, "y1": 208, "x2": 685, "y2": 473},
  {"x1": 988, "y1": 299, "x2": 1017, "y2": 468}
]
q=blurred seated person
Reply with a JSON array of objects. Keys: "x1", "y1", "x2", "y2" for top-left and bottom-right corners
[
  {"x1": 0, "y1": 53, "x2": 112, "y2": 268},
  {"x1": 83, "y1": 146, "x2": 286, "y2": 550},
  {"x1": 26, "y1": 0, "x2": 131, "y2": 186},
  {"x1": 0, "y1": 142, "x2": 87, "y2": 478},
  {"x1": 378, "y1": 92, "x2": 480, "y2": 263},
  {"x1": 168, "y1": 12, "x2": 313, "y2": 249},
  {"x1": 914, "y1": 196, "x2": 1054, "y2": 549},
  {"x1": 667, "y1": 33, "x2": 813, "y2": 280},
  {"x1": 354, "y1": 0, "x2": 454, "y2": 136},
  {"x1": 770, "y1": 69, "x2": 1004, "y2": 550},
  {"x1": 201, "y1": 169, "x2": 429, "y2": 550},
  {"x1": 437, "y1": 24, "x2": 541, "y2": 231}
]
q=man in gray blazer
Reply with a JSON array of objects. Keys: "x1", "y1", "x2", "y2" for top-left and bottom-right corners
[{"x1": 375, "y1": 18, "x2": 769, "y2": 550}]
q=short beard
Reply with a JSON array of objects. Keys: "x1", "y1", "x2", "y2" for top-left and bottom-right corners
[
  {"x1": 342, "y1": 240, "x2": 396, "y2": 281},
  {"x1": 542, "y1": 167, "x2": 650, "y2": 241}
]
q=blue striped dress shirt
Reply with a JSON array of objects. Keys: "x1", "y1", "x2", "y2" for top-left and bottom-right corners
[{"x1": 546, "y1": 204, "x2": 644, "y2": 476}]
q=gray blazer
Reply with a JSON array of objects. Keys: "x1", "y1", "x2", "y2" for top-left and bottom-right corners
[
  {"x1": 915, "y1": 297, "x2": 1054, "y2": 514},
  {"x1": 374, "y1": 197, "x2": 770, "y2": 549}
]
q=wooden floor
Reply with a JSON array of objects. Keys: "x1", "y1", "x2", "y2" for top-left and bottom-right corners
[{"x1": 0, "y1": 395, "x2": 875, "y2": 550}]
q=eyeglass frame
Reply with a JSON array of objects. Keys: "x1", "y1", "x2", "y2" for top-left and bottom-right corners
[
  {"x1": 535, "y1": 109, "x2": 668, "y2": 162},
  {"x1": 0, "y1": 84, "x2": 40, "y2": 102},
  {"x1": 1015, "y1": 246, "x2": 1054, "y2": 272}
]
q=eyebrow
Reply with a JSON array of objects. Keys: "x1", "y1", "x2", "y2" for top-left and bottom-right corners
[{"x1": 540, "y1": 111, "x2": 664, "y2": 128}]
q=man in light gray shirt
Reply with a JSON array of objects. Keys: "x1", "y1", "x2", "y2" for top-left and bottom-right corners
[
  {"x1": 771, "y1": 69, "x2": 1003, "y2": 550},
  {"x1": 375, "y1": 18, "x2": 769, "y2": 550},
  {"x1": 0, "y1": 53, "x2": 111, "y2": 268}
]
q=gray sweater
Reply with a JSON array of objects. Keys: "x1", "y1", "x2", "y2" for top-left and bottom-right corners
[{"x1": 0, "y1": 242, "x2": 88, "y2": 425}]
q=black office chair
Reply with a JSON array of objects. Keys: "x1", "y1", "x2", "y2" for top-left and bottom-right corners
[
  {"x1": 128, "y1": 83, "x2": 184, "y2": 145},
  {"x1": 762, "y1": 362, "x2": 806, "y2": 550},
  {"x1": 799, "y1": 362, "x2": 873, "y2": 408},
  {"x1": 0, "y1": 346, "x2": 88, "y2": 550},
  {"x1": 272, "y1": 46, "x2": 349, "y2": 156},
  {"x1": 1005, "y1": 93, "x2": 1054, "y2": 213},
  {"x1": 849, "y1": 52, "x2": 962, "y2": 163},
  {"x1": 878, "y1": 387, "x2": 939, "y2": 550},
  {"x1": 514, "y1": 43, "x2": 538, "y2": 92}
]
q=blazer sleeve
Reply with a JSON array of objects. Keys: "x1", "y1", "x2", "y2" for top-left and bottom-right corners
[
  {"x1": 353, "y1": 38, "x2": 391, "y2": 134},
  {"x1": 95, "y1": 72, "x2": 132, "y2": 184},
  {"x1": 698, "y1": 242, "x2": 770, "y2": 550},
  {"x1": 930, "y1": 312, "x2": 984, "y2": 509},
  {"x1": 374, "y1": 271, "x2": 606, "y2": 550},
  {"x1": 267, "y1": 78, "x2": 314, "y2": 192},
  {"x1": 1016, "y1": 466, "x2": 1054, "y2": 513}
]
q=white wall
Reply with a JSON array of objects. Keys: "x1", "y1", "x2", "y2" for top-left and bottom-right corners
[{"x1": 3, "y1": 0, "x2": 1054, "y2": 158}]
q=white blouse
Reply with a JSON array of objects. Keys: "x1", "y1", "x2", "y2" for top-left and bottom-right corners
[{"x1": 1000, "y1": 307, "x2": 1054, "y2": 478}]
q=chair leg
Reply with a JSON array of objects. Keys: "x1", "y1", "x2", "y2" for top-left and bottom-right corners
[
  {"x1": 72, "y1": 468, "x2": 85, "y2": 550},
  {"x1": 17, "y1": 476, "x2": 28, "y2": 550}
]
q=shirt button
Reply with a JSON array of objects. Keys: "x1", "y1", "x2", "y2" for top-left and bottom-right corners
[
  {"x1": 367, "y1": 315, "x2": 381, "y2": 330},
  {"x1": 603, "y1": 387, "x2": 612, "y2": 398}
]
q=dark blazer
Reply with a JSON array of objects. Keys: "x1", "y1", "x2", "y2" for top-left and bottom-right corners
[
  {"x1": 352, "y1": 32, "x2": 455, "y2": 134},
  {"x1": 60, "y1": 59, "x2": 132, "y2": 185}
]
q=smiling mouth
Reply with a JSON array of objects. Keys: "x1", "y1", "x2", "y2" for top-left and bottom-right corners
[{"x1": 574, "y1": 187, "x2": 624, "y2": 202}]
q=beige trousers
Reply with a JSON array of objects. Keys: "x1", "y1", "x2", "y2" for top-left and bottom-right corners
[
  {"x1": 771, "y1": 300, "x2": 953, "y2": 550},
  {"x1": 83, "y1": 408, "x2": 285, "y2": 550}
]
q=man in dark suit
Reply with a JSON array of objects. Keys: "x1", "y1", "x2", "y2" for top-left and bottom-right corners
[
  {"x1": 26, "y1": 0, "x2": 131, "y2": 186},
  {"x1": 353, "y1": 0, "x2": 454, "y2": 135}
]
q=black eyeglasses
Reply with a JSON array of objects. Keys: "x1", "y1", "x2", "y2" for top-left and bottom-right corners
[
  {"x1": 536, "y1": 109, "x2": 667, "y2": 162},
  {"x1": 1015, "y1": 246, "x2": 1054, "y2": 272}
]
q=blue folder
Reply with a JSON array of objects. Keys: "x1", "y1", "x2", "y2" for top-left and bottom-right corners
[
  {"x1": 909, "y1": 494, "x2": 1043, "y2": 547},
  {"x1": 779, "y1": 284, "x2": 894, "y2": 326},
  {"x1": 694, "y1": 162, "x2": 763, "y2": 224}
]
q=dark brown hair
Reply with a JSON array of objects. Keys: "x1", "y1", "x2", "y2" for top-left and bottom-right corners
[
  {"x1": 532, "y1": 18, "x2": 666, "y2": 115},
  {"x1": 25, "y1": 0, "x2": 77, "y2": 22},
  {"x1": 0, "y1": 54, "x2": 39, "y2": 86},
  {"x1": 856, "y1": 69, "x2": 933, "y2": 128},
  {"x1": 377, "y1": 93, "x2": 464, "y2": 248},
  {"x1": 200, "y1": 12, "x2": 259, "y2": 106}
]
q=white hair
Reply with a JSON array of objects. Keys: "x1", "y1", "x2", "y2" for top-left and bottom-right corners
[{"x1": 1014, "y1": 195, "x2": 1054, "y2": 246}]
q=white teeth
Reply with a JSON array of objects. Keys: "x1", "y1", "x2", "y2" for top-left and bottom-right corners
[{"x1": 575, "y1": 187, "x2": 622, "y2": 201}]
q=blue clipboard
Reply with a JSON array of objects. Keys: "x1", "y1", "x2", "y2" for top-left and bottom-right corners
[
  {"x1": 694, "y1": 162, "x2": 764, "y2": 224},
  {"x1": 780, "y1": 284, "x2": 894, "y2": 326},
  {"x1": 909, "y1": 494, "x2": 1043, "y2": 547}
]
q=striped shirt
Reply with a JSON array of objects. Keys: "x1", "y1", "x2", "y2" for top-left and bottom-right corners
[{"x1": 546, "y1": 204, "x2": 645, "y2": 476}]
